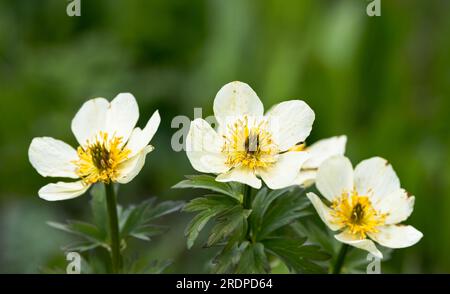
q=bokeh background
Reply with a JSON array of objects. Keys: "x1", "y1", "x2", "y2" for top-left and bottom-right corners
[{"x1": 0, "y1": 0, "x2": 449, "y2": 273}]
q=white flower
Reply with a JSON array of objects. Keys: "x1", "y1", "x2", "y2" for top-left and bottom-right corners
[
  {"x1": 29, "y1": 93, "x2": 161, "y2": 201},
  {"x1": 307, "y1": 155, "x2": 423, "y2": 258},
  {"x1": 294, "y1": 135, "x2": 347, "y2": 187},
  {"x1": 186, "y1": 81, "x2": 315, "y2": 189}
]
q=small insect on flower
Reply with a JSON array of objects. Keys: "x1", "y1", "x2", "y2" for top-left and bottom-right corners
[
  {"x1": 307, "y1": 155, "x2": 423, "y2": 258},
  {"x1": 292, "y1": 135, "x2": 347, "y2": 187},
  {"x1": 186, "y1": 81, "x2": 315, "y2": 189},
  {"x1": 29, "y1": 93, "x2": 161, "y2": 201}
]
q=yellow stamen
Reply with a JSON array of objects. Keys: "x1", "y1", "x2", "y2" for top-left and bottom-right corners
[
  {"x1": 73, "y1": 132, "x2": 131, "y2": 184},
  {"x1": 222, "y1": 116, "x2": 278, "y2": 170},
  {"x1": 331, "y1": 190, "x2": 386, "y2": 239}
]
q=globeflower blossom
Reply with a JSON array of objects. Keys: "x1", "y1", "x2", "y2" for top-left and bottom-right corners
[
  {"x1": 307, "y1": 155, "x2": 423, "y2": 258},
  {"x1": 29, "y1": 93, "x2": 160, "y2": 201},
  {"x1": 186, "y1": 81, "x2": 315, "y2": 189}
]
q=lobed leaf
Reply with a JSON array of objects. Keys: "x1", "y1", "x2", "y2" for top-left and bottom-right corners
[
  {"x1": 263, "y1": 236, "x2": 330, "y2": 274},
  {"x1": 256, "y1": 188, "x2": 311, "y2": 240},
  {"x1": 173, "y1": 175, "x2": 241, "y2": 200}
]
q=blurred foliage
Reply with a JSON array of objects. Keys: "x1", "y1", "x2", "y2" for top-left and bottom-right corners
[{"x1": 0, "y1": 0, "x2": 449, "y2": 273}]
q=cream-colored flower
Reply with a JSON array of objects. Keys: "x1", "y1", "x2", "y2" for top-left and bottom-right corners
[
  {"x1": 29, "y1": 93, "x2": 160, "y2": 201},
  {"x1": 186, "y1": 81, "x2": 315, "y2": 189},
  {"x1": 307, "y1": 155, "x2": 423, "y2": 258},
  {"x1": 294, "y1": 136, "x2": 347, "y2": 187}
]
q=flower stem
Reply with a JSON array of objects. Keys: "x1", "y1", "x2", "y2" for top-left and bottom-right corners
[
  {"x1": 333, "y1": 243, "x2": 349, "y2": 274},
  {"x1": 105, "y1": 183, "x2": 122, "y2": 273}
]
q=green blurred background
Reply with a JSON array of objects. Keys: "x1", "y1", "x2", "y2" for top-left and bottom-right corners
[{"x1": 0, "y1": 0, "x2": 449, "y2": 273}]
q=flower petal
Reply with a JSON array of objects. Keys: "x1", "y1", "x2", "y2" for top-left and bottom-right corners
[
  {"x1": 126, "y1": 110, "x2": 161, "y2": 157},
  {"x1": 374, "y1": 189, "x2": 415, "y2": 225},
  {"x1": 28, "y1": 137, "x2": 79, "y2": 179},
  {"x1": 186, "y1": 118, "x2": 228, "y2": 174},
  {"x1": 354, "y1": 157, "x2": 400, "y2": 203},
  {"x1": 116, "y1": 146, "x2": 154, "y2": 184},
  {"x1": 306, "y1": 192, "x2": 342, "y2": 231},
  {"x1": 294, "y1": 170, "x2": 317, "y2": 187},
  {"x1": 105, "y1": 93, "x2": 139, "y2": 143},
  {"x1": 38, "y1": 181, "x2": 90, "y2": 201},
  {"x1": 303, "y1": 135, "x2": 347, "y2": 169},
  {"x1": 258, "y1": 151, "x2": 309, "y2": 189},
  {"x1": 213, "y1": 81, "x2": 264, "y2": 127},
  {"x1": 316, "y1": 155, "x2": 353, "y2": 202},
  {"x1": 368, "y1": 225, "x2": 423, "y2": 249},
  {"x1": 71, "y1": 97, "x2": 110, "y2": 146},
  {"x1": 216, "y1": 167, "x2": 262, "y2": 189},
  {"x1": 335, "y1": 231, "x2": 383, "y2": 259},
  {"x1": 266, "y1": 100, "x2": 315, "y2": 151}
]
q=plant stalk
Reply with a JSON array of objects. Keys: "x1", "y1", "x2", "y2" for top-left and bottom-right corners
[
  {"x1": 333, "y1": 243, "x2": 349, "y2": 274},
  {"x1": 105, "y1": 183, "x2": 122, "y2": 273}
]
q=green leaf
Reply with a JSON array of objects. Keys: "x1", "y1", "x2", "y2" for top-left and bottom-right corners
[
  {"x1": 291, "y1": 221, "x2": 338, "y2": 255},
  {"x1": 250, "y1": 187, "x2": 291, "y2": 236},
  {"x1": 62, "y1": 240, "x2": 102, "y2": 252},
  {"x1": 184, "y1": 194, "x2": 238, "y2": 213},
  {"x1": 142, "y1": 260, "x2": 172, "y2": 274},
  {"x1": 173, "y1": 175, "x2": 241, "y2": 200},
  {"x1": 183, "y1": 194, "x2": 241, "y2": 249},
  {"x1": 263, "y1": 236, "x2": 329, "y2": 274},
  {"x1": 47, "y1": 220, "x2": 106, "y2": 245},
  {"x1": 129, "y1": 225, "x2": 167, "y2": 241},
  {"x1": 256, "y1": 188, "x2": 310, "y2": 240},
  {"x1": 185, "y1": 210, "x2": 216, "y2": 249},
  {"x1": 120, "y1": 198, "x2": 156, "y2": 236},
  {"x1": 124, "y1": 255, "x2": 173, "y2": 274},
  {"x1": 120, "y1": 198, "x2": 184, "y2": 240},
  {"x1": 235, "y1": 242, "x2": 270, "y2": 274},
  {"x1": 207, "y1": 206, "x2": 251, "y2": 247}
]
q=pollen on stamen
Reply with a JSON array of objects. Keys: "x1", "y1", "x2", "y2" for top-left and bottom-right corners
[
  {"x1": 221, "y1": 116, "x2": 279, "y2": 170},
  {"x1": 331, "y1": 190, "x2": 386, "y2": 239},
  {"x1": 73, "y1": 132, "x2": 131, "y2": 184}
]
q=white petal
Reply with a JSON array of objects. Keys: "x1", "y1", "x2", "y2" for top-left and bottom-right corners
[
  {"x1": 38, "y1": 181, "x2": 90, "y2": 201},
  {"x1": 303, "y1": 135, "x2": 347, "y2": 169},
  {"x1": 105, "y1": 93, "x2": 139, "y2": 143},
  {"x1": 306, "y1": 192, "x2": 342, "y2": 231},
  {"x1": 368, "y1": 225, "x2": 423, "y2": 249},
  {"x1": 266, "y1": 100, "x2": 315, "y2": 151},
  {"x1": 116, "y1": 146, "x2": 154, "y2": 184},
  {"x1": 186, "y1": 118, "x2": 228, "y2": 174},
  {"x1": 216, "y1": 167, "x2": 262, "y2": 189},
  {"x1": 294, "y1": 170, "x2": 317, "y2": 187},
  {"x1": 126, "y1": 110, "x2": 161, "y2": 157},
  {"x1": 335, "y1": 231, "x2": 383, "y2": 259},
  {"x1": 354, "y1": 157, "x2": 400, "y2": 203},
  {"x1": 374, "y1": 189, "x2": 415, "y2": 225},
  {"x1": 316, "y1": 155, "x2": 353, "y2": 202},
  {"x1": 71, "y1": 98, "x2": 109, "y2": 146},
  {"x1": 28, "y1": 137, "x2": 79, "y2": 179},
  {"x1": 258, "y1": 151, "x2": 309, "y2": 189},
  {"x1": 213, "y1": 81, "x2": 264, "y2": 127}
]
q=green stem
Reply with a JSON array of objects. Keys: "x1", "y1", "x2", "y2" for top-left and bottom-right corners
[
  {"x1": 105, "y1": 183, "x2": 122, "y2": 273},
  {"x1": 333, "y1": 243, "x2": 349, "y2": 274}
]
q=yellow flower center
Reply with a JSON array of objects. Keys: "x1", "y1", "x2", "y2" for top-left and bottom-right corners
[
  {"x1": 74, "y1": 132, "x2": 131, "y2": 184},
  {"x1": 222, "y1": 116, "x2": 278, "y2": 170},
  {"x1": 331, "y1": 190, "x2": 386, "y2": 239}
]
